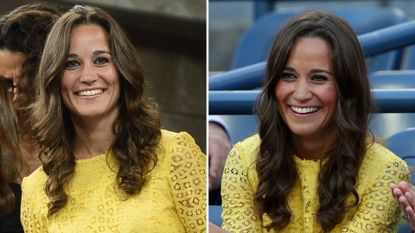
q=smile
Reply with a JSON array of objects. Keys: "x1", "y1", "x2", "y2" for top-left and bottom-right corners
[
  {"x1": 290, "y1": 106, "x2": 319, "y2": 114},
  {"x1": 76, "y1": 89, "x2": 104, "y2": 96}
]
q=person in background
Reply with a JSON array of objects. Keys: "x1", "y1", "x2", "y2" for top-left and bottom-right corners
[
  {"x1": 209, "y1": 116, "x2": 231, "y2": 205},
  {"x1": 215, "y1": 11, "x2": 409, "y2": 233},
  {"x1": 0, "y1": 79, "x2": 23, "y2": 232},
  {"x1": 21, "y1": 5, "x2": 206, "y2": 232},
  {"x1": 0, "y1": 3, "x2": 61, "y2": 176},
  {"x1": 0, "y1": 4, "x2": 61, "y2": 232}
]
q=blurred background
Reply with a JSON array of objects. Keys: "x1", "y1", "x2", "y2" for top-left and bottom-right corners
[
  {"x1": 1, "y1": 0, "x2": 206, "y2": 152},
  {"x1": 210, "y1": 0, "x2": 415, "y2": 71}
]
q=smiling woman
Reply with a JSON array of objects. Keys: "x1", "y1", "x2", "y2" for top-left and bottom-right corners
[
  {"x1": 218, "y1": 11, "x2": 409, "y2": 233},
  {"x1": 60, "y1": 24, "x2": 120, "y2": 124},
  {"x1": 21, "y1": 5, "x2": 205, "y2": 233},
  {"x1": 275, "y1": 37, "x2": 337, "y2": 157}
]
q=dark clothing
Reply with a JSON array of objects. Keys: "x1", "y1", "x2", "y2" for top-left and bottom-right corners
[
  {"x1": 0, "y1": 183, "x2": 23, "y2": 233},
  {"x1": 209, "y1": 187, "x2": 222, "y2": 205}
]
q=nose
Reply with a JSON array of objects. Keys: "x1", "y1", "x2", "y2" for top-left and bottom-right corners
[
  {"x1": 79, "y1": 63, "x2": 97, "y2": 84},
  {"x1": 293, "y1": 79, "x2": 312, "y2": 101}
]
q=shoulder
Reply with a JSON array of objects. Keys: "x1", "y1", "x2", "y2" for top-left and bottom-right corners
[
  {"x1": 160, "y1": 129, "x2": 197, "y2": 145},
  {"x1": 228, "y1": 134, "x2": 260, "y2": 164},
  {"x1": 158, "y1": 129, "x2": 205, "y2": 168},
  {"x1": 360, "y1": 142, "x2": 409, "y2": 180},
  {"x1": 364, "y1": 142, "x2": 407, "y2": 167},
  {"x1": 159, "y1": 129, "x2": 202, "y2": 155},
  {"x1": 21, "y1": 166, "x2": 47, "y2": 194}
]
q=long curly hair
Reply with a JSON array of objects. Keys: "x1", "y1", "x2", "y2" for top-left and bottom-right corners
[
  {"x1": 0, "y1": 80, "x2": 22, "y2": 215},
  {"x1": 0, "y1": 3, "x2": 61, "y2": 141},
  {"x1": 31, "y1": 5, "x2": 161, "y2": 217},
  {"x1": 255, "y1": 11, "x2": 373, "y2": 232}
]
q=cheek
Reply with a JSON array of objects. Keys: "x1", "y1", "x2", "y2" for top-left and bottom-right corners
[
  {"x1": 320, "y1": 86, "x2": 338, "y2": 120},
  {"x1": 274, "y1": 81, "x2": 288, "y2": 104},
  {"x1": 60, "y1": 72, "x2": 72, "y2": 91},
  {"x1": 322, "y1": 86, "x2": 337, "y2": 107},
  {"x1": 106, "y1": 67, "x2": 120, "y2": 86}
]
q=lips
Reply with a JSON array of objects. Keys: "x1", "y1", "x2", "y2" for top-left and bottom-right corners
[
  {"x1": 76, "y1": 88, "x2": 104, "y2": 96},
  {"x1": 289, "y1": 105, "x2": 319, "y2": 114}
]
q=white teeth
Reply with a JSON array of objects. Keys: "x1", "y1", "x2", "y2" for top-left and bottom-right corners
[
  {"x1": 77, "y1": 89, "x2": 103, "y2": 96},
  {"x1": 290, "y1": 106, "x2": 319, "y2": 114}
]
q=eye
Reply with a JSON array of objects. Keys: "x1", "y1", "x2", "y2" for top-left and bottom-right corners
[
  {"x1": 94, "y1": 56, "x2": 110, "y2": 66},
  {"x1": 0, "y1": 77, "x2": 15, "y2": 94},
  {"x1": 65, "y1": 60, "x2": 80, "y2": 70},
  {"x1": 311, "y1": 75, "x2": 329, "y2": 83},
  {"x1": 281, "y1": 72, "x2": 296, "y2": 81}
]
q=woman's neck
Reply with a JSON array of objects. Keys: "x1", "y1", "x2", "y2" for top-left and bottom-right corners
[
  {"x1": 72, "y1": 115, "x2": 116, "y2": 160},
  {"x1": 291, "y1": 130, "x2": 337, "y2": 160}
]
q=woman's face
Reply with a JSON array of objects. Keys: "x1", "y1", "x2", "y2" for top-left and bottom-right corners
[
  {"x1": 275, "y1": 36, "x2": 337, "y2": 140},
  {"x1": 60, "y1": 24, "x2": 120, "y2": 123},
  {"x1": 0, "y1": 48, "x2": 26, "y2": 100}
]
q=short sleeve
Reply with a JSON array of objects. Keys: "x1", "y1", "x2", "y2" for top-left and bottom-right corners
[
  {"x1": 343, "y1": 157, "x2": 410, "y2": 233},
  {"x1": 169, "y1": 132, "x2": 206, "y2": 233},
  {"x1": 20, "y1": 176, "x2": 48, "y2": 233},
  {"x1": 221, "y1": 141, "x2": 263, "y2": 233}
]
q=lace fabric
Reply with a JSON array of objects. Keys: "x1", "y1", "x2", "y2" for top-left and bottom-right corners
[
  {"x1": 221, "y1": 135, "x2": 409, "y2": 233},
  {"x1": 21, "y1": 130, "x2": 206, "y2": 233}
]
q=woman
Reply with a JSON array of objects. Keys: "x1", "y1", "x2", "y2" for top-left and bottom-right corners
[
  {"x1": 21, "y1": 5, "x2": 206, "y2": 232},
  {"x1": 0, "y1": 80, "x2": 23, "y2": 232},
  {"x1": 0, "y1": 3, "x2": 61, "y2": 175},
  {"x1": 0, "y1": 4, "x2": 60, "y2": 232},
  {"x1": 219, "y1": 11, "x2": 409, "y2": 232}
]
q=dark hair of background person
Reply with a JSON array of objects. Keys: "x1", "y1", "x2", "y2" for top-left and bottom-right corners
[
  {"x1": 254, "y1": 11, "x2": 374, "y2": 232},
  {"x1": 0, "y1": 79, "x2": 22, "y2": 215},
  {"x1": 31, "y1": 5, "x2": 161, "y2": 217},
  {"x1": 0, "y1": 3, "x2": 61, "y2": 149}
]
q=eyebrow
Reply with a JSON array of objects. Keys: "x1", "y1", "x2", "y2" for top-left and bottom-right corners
[{"x1": 283, "y1": 66, "x2": 335, "y2": 76}]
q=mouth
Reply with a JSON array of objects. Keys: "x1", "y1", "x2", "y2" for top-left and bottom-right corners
[
  {"x1": 289, "y1": 105, "x2": 320, "y2": 114},
  {"x1": 75, "y1": 88, "x2": 104, "y2": 96}
]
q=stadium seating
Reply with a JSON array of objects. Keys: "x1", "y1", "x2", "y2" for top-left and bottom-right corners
[{"x1": 230, "y1": 7, "x2": 406, "y2": 73}]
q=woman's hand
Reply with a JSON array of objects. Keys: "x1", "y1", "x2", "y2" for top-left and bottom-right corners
[
  {"x1": 209, "y1": 222, "x2": 231, "y2": 233},
  {"x1": 391, "y1": 181, "x2": 415, "y2": 230}
]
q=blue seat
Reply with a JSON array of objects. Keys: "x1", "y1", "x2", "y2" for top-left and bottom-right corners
[
  {"x1": 398, "y1": 221, "x2": 412, "y2": 233},
  {"x1": 370, "y1": 70, "x2": 415, "y2": 89},
  {"x1": 402, "y1": 45, "x2": 415, "y2": 70},
  {"x1": 230, "y1": 12, "x2": 296, "y2": 69},
  {"x1": 209, "y1": 205, "x2": 223, "y2": 226},
  {"x1": 386, "y1": 127, "x2": 415, "y2": 170},
  {"x1": 231, "y1": 7, "x2": 406, "y2": 73},
  {"x1": 369, "y1": 71, "x2": 415, "y2": 140}
]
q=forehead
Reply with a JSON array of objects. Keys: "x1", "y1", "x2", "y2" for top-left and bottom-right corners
[
  {"x1": 0, "y1": 49, "x2": 26, "y2": 77},
  {"x1": 286, "y1": 36, "x2": 333, "y2": 68},
  {"x1": 68, "y1": 24, "x2": 110, "y2": 51},
  {"x1": 291, "y1": 36, "x2": 332, "y2": 54}
]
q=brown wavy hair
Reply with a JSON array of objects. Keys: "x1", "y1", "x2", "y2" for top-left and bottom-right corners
[
  {"x1": 255, "y1": 11, "x2": 373, "y2": 232},
  {"x1": 0, "y1": 3, "x2": 61, "y2": 141},
  {"x1": 0, "y1": 80, "x2": 22, "y2": 215},
  {"x1": 31, "y1": 5, "x2": 161, "y2": 217}
]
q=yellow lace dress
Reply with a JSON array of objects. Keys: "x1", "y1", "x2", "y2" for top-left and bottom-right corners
[
  {"x1": 21, "y1": 130, "x2": 206, "y2": 233},
  {"x1": 221, "y1": 135, "x2": 409, "y2": 233}
]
